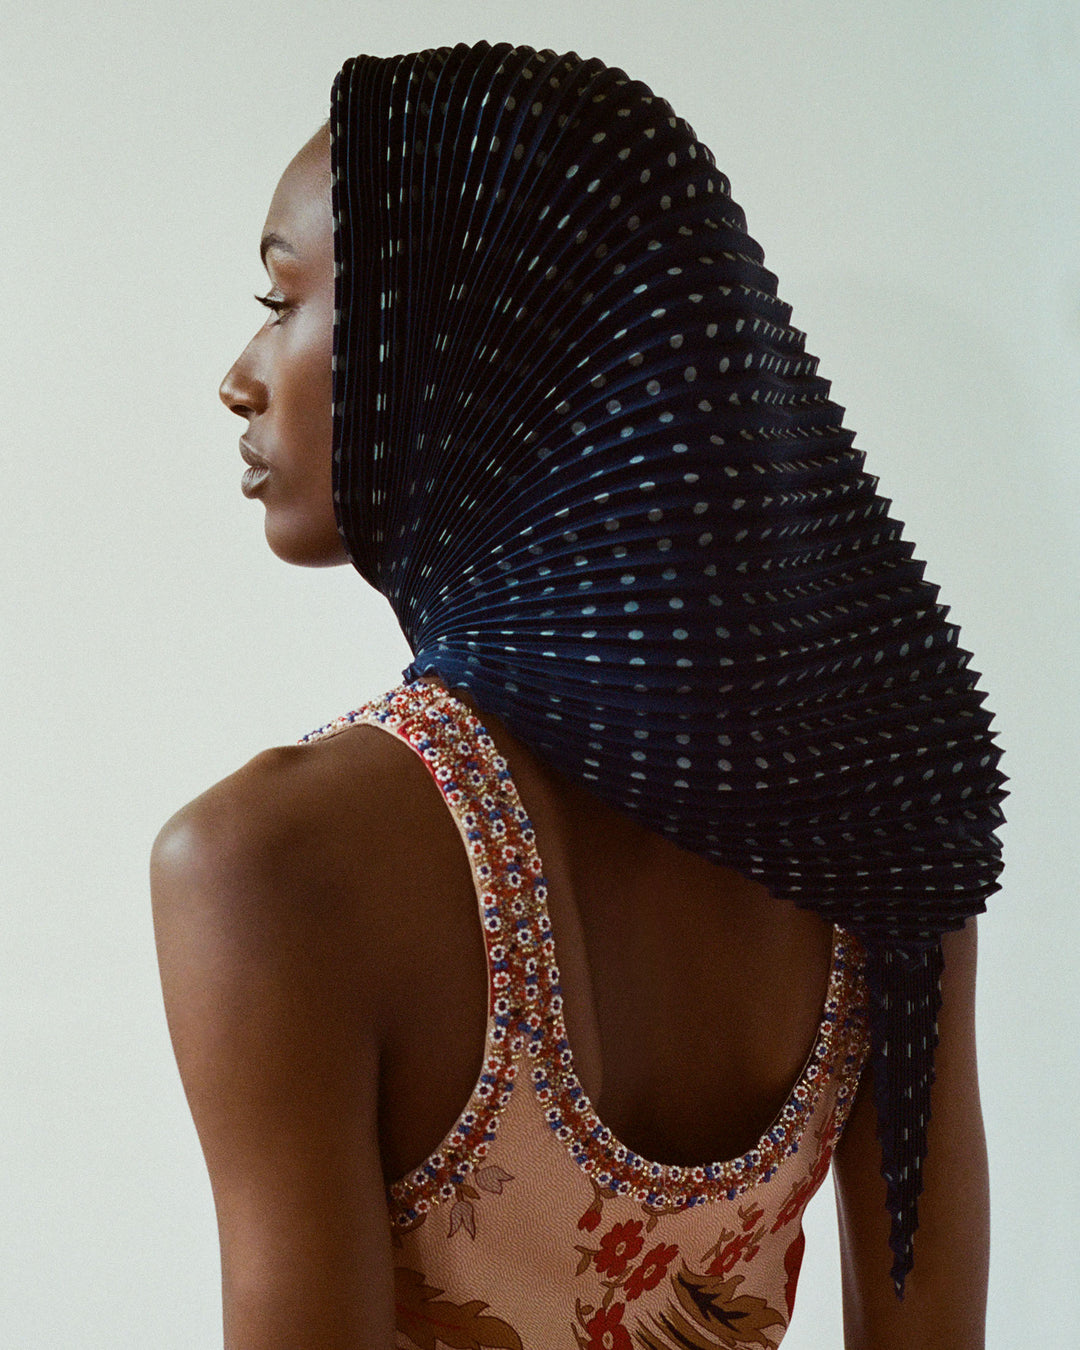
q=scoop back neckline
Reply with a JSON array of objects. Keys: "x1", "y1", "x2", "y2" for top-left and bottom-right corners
[{"x1": 302, "y1": 680, "x2": 866, "y2": 1210}]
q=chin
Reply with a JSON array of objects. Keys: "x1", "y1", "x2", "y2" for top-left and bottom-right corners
[{"x1": 264, "y1": 515, "x2": 350, "y2": 568}]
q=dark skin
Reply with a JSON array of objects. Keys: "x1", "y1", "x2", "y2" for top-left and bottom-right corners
[{"x1": 152, "y1": 125, "x2": 989, "y2": 1348}]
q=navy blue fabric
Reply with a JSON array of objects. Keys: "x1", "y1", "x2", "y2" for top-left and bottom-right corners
[{"x1": 329, "y1": 42, "x2": 1005, "y2": 1291}]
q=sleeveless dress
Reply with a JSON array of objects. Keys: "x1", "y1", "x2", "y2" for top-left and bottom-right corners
[{"x1": 302, "y1": 681, "x2": 870, "y2": 1349}]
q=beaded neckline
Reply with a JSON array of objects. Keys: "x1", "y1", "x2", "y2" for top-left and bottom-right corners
[{"x1": 301, "y1": 680, "x2": 868, "y2": 1223}]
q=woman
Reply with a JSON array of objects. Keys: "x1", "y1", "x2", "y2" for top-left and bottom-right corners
[{"x1": 152, "y1": 43, "x2": 1002, "y2": 1349}]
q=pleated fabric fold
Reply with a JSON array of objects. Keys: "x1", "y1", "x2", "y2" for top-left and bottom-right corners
[{"x1": 329, "y1": 41, "x2": 1006, "y2": 1291}]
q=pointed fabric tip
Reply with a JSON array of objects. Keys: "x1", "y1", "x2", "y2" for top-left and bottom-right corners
[{"x1": 866, "y1": 941, "x2": 944, "y2": 1299}]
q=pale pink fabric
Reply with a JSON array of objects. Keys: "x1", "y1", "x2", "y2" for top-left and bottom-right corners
[{"x1": 304, "y1": 682, "x2": 870, "y2": 1349}]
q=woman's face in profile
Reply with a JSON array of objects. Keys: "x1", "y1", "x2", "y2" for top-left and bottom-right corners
[{"x1": 219, "y1": 125, "x2": 345, "y2": 567}]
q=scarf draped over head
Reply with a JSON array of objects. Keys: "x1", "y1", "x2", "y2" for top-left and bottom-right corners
[{"x1": 329, "y1": 41, "x2": 1005, "y2": 1292}]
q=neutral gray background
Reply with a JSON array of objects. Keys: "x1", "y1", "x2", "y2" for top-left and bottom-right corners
[{"x1": 3, "y1": 1, "x2": 1077, "y2": 1345}]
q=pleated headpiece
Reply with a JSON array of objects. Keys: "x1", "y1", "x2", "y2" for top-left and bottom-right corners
[{"x1": 329, "y1": 41, "x2": 1006, "y2": 1291}]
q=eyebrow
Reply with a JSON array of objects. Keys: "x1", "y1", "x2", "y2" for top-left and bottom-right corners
[{"x1": 260, "y1": 231, "x2": 298, "y2": 267}]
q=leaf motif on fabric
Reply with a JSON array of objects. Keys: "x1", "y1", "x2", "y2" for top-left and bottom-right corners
[
  {"x1": 394, "y1": 1267, "x2": 524, "y2": 1350},
  {"x1": 448, "y1": 1198, "x2": 477, "y2": 1239},
  {"x1": 633, "y1": 1265, "x2": 786, "y2": 1348},
  {"x1": 661, "y1": 1269, "x2": 788, "y2": 1344},
  {"x1": 475, "y1": 1164, "x2": 514, "y2": 1194}
]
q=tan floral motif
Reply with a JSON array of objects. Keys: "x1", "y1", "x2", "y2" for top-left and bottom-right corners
[
  {"x1": 395, "y1": 1267, "x2": 523, "y2": 1350},
  {"x1": 447, "y1": 1167, "x2": 515, "y2": 1240},
  {"x1": 476, "y1": 1164, "x2": 514, "y2": 1195}
]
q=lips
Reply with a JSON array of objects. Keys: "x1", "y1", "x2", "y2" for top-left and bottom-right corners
[
  {"x1": 239, "y1": 439, "x2": 271, "y2": 497},
  {"x1": 240, "y1": 439, "x2": 270, "y2": 470}
]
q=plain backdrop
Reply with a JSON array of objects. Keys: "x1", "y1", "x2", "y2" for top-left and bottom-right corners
[{"x1": 3, "y1": 1, "x2": 1077, "y2": 1345}]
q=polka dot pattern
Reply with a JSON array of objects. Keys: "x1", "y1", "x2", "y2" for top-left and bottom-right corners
[{"x1": 329, "y1": 41, "x2": 1005, "y2": 1294}]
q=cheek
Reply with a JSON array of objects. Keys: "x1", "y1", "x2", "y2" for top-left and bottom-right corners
[
  {"x1": 265, "y1": 317, "x2": 342, "y2": 565},
  {"x1": 287, "y1": 322, "x2": 333, "y2": 442},
  {"x1": 271, "y1": 309, "x2": 333, "y2": 482},
  {"x1": 276, "y1": 414, "x2": 339, "y2": 559}
]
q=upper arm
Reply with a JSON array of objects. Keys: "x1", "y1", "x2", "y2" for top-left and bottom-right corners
[
  {"x1": 832, "y1": 919, "x2": 988, "y2": 1350},
  {"x1": 150, "y1": 757, "x2": 395, "y2": 1349}
]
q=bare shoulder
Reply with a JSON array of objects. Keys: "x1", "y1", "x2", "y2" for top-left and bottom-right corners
[
  {"x1": 148, "y1": 721, "x2": 443, "y2": 1343},
  {"x1": 151, "y1": 723, "x2": 429, "y2": 907},
  {"x1": 147, "y1": 720, "x2": 474, "y2": 1343},
  {"x1": 149, "y1": 725, "x2": 414, "y2": 1079},
  {"x1": 150, "y1": 721, "x2": 462, "y2": 995},
  {"x1": 150, "y1": 708, "x2": 485, "y2": 1128}
]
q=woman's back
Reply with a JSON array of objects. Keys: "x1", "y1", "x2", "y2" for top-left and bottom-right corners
[
  {"x1": 279, "y1": 679, "x2": 866, "y2": 1345},
  {"x1": 153, "y1": 676, "x2": 994, "y2": 1350},
  {"x1": 367, "y1": 677, "x2": 838, "y2": 1183}
]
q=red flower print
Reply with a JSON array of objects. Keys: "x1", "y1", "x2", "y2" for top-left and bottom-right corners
[
  {"x1": 706, "y1": 1229, "x2": 758, "y2": 1276},
  {"x1": 807, "y1": 1115, "x2": 839, "y2": 1191},
  {"x1": 594, "y1": 1221, "x2": 645, "y2": 1278},
  {"x1": 578, "y1": 1203, "x2": 602, "y2": 1232},
  {"x1": 809, "y1": 1146, "x2": 835, "y2": 1191},
  {"x1": 770, "y1": 1179, "x2": 811, "y2": 1233},
  {"x1": 623, "y1": 1242, "x2": 679, "y2": 1300},
  {"x1": 584, "y1": 1302, "x2": 632, "y2": 1350},
  {"x1": 784, "y1": 1228, "x2": 806, "y2": 1316},
  {"x1": 739, "y1": 1202, "x2": 765, "y2": 1232}
]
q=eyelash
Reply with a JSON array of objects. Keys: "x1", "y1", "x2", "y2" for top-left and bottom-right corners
[{"x1": 254, "y1": 292, "x2": 290, "y2": 323}]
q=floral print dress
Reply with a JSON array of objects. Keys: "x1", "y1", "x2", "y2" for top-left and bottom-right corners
[{"x1": 301, "y1": 681, "x2": 870, "y2": 1349}]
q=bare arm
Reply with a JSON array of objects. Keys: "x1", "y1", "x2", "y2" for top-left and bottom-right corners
[
  {"x1": 833, "y1": 920, "x2": 988, "y2": 1349},
  {"x1": 150, "y1": 754, "x2": 396, "y2": 1349}
]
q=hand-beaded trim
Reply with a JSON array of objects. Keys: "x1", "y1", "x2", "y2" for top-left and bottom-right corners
[
  {"x1": 301, "y1": 680, "x2": 869, "y2": 1222},
  {"x1": 534, "y1": 924, "x2": 869, "y2": 1212},
  {"x1": 302, "y1": 680, "x2": 543, "y2": 1227}
]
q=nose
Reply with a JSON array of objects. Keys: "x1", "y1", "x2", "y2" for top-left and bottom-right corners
[{"x1": 219, "y1": 339, "x2": 268, "y2": 419}]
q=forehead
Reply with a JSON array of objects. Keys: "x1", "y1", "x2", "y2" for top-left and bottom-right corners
[{"x1": 262, "y1": 127, "x2": 332, "y2": 249}]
